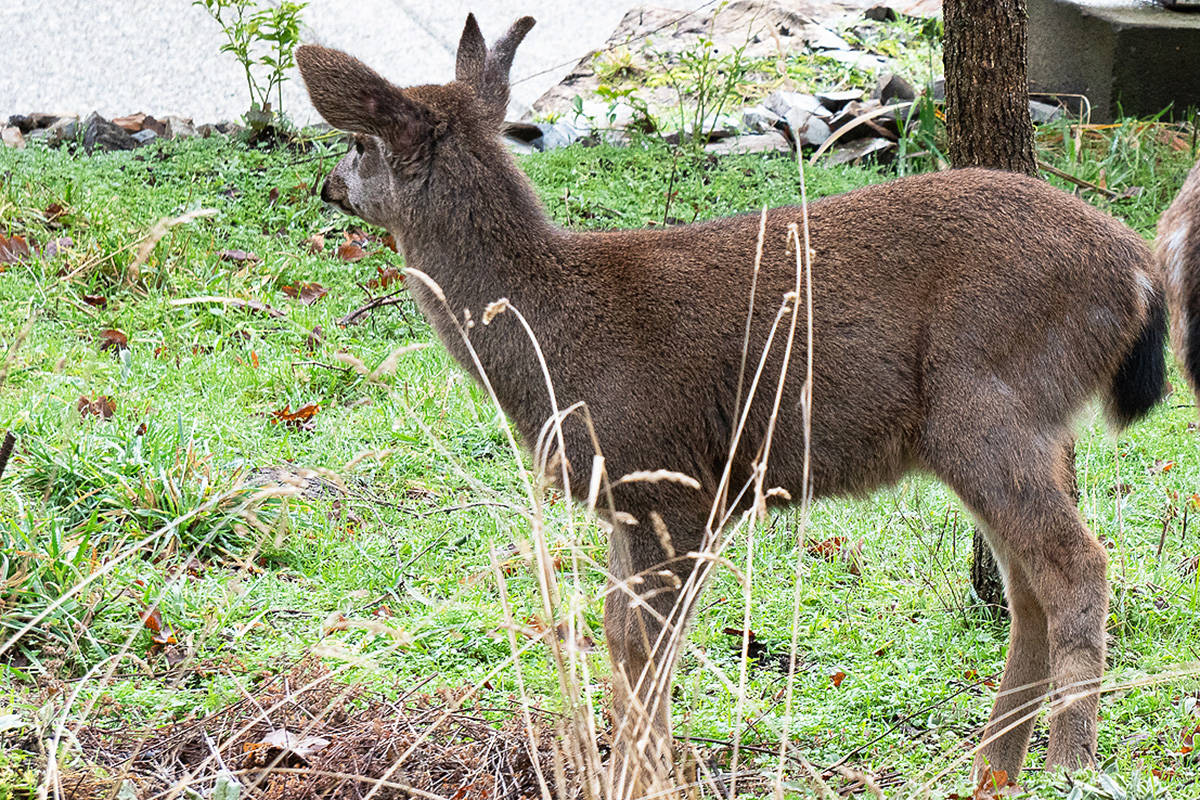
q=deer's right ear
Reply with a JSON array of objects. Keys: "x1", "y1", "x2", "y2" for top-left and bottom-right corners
[{"x1": 297, "y1": 44, "x2": 432, "y2": 150}]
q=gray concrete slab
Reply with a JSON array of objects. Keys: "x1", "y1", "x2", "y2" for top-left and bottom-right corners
[{"x1": 0, "y1": 0, "x2": 698, "y2": 125}]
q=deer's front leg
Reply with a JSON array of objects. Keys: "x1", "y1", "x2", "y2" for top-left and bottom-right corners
[{"x1": 604, "y1": 502, "x2": 709, "y2": 799}]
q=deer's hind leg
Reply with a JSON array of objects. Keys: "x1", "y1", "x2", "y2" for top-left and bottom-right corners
[{"x1": 923, "y1": 414, "x2": 1106, "y2": 781}]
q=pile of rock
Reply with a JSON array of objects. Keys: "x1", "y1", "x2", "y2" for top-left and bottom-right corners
[{"x1": 1, "y1": 111, "x2": 237, "y2": 153}]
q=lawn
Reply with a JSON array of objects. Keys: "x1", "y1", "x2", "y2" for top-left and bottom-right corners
[{"x1": 0, "y1": 123, "x2": 1198, "y2": 799}]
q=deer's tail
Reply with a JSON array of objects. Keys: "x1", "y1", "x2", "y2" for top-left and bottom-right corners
[{"x1": 1158, "y1": 160, "x2": 1200, "y2": 415}]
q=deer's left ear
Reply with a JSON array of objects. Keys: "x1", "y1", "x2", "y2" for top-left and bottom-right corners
[
  {"x1": 297, "y1": 44, "x2": 434, "y2": 153},
  {"x1": 453, "y1": 15, "x2": 536, "y2": 124}
]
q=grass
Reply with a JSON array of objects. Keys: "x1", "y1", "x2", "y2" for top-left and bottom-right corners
[{"x1": 0, "y1": 121, "x2": 1198, "y2": 800}]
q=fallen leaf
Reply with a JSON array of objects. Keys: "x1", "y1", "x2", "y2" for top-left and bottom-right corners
[
  {"x1": 281, "y1": 282, "x2": 329, "y2": 305},
  {"x1": 0, "y1": 234, "x2": 32, "y2": 263},
  {"x1": 805, "y1": 536, "x2": 846, "y2": 560},
  {"x1": 44, "y1": 203, "x2": 66, "y2": 226},
  {"x1": 337, "y1": 241, "x2": 366, "y2": 262},
  {"x1": 98, "y1": 328, "x2": 129, "y2": 352},
  {"x1": 971, "y1": 768, "x2": 1017, "y2": 799},
  {"x1": 252, "y1": 728, "x2": 330, "y2": 762},
  {"x1": 43, "y1": 237, "x2": 72, "y2": 258},
  {"x1": 306, "y1": 326, "x2": 324, "y2": 353},
  {"x1": 82, "y1": 294, "x2": 108, "y2": 308},
  {"x1": 382, "y1": 233, "x2": 398, "y2": 252},
  {"x1": 250, "y1": 350, "x2": 259, "y2": 369},
  {"x1": 305, "y1": 233, "x2": 325, "y2": 254},
  {"x1": 138, "y1": 602, "x2": 176, "y2": 646},
  {"x1": 268, "y1": 187, "x2": 280, "y2": 203},
  {"x1": 218, "y1": 249, "x2": 260, "y2": 263},
  {"x1": 271, "y1": 402, "x2": 320, "y2": 430},
  {"x1": 367, "y1": 265, "x2": 403, "y2": 289},
  {"x1": 829, "y1": 670, "x2": 846, "y2": 688},
  {"x1": 77, "y1": 395, "x2": 116, "y2": 420}
]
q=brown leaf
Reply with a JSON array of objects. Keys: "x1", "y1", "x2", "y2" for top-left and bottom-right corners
[
  {"x1": 971, "y1": 768, "x2": 1016, "y2": 799},
  {"x1": 77, "y1": 395, "x2": 116, "y2": 420},
  {"x1": 252, "y1": 728, "x2": 330, "y2": 762},
  {"x1": 44, "y1": 203, "x2": 66, "y2": 226},
  {"x1": 722, "y1": 627, "x2": 756, "y2": 640},
  {"x1": 138, "y1": 603, "x2": 176, "y2": 645},
  {"x1": 805, "y1": 536, "x2": 846, "y2": 560},
  {"x1": 98, "y1": 328, "x2": 129, "y2": 352},
  {"x1": 271, "y1": 402, "x2": 320, "y2": 430},
  {"x1": 382, "y1": 233, "x2": 398, "y2": 253},
  {"x1": 281, "y1": 282, "x2": 328, "y2": 305},
  {"x1": 0, "y1": 234, "x2": 32, "y2": 263},
  {"x1": 829, "y1": 670, "x2": 846, "y2": 688},
  {"x1": 82, "y1": 294, "x2": 108, "y2": 308},
  {"x1": 306, "y1": 326, "x2": 324, "y2": 353},
  {"x1": 337, "y1": 241, "x2": 366, "y2": 262},
  {"x1": 218, "y1": 248, "x2": 260, "y2": 263},
  {"x1": 305, "y1": 233, "x2": 325, "y2": 254},
  {"x1": 268, "y1": 187, "x2": 280, "y2": 203},
  {"x1": 367, "y1": 265, "x2": 403, "y2": 290}
]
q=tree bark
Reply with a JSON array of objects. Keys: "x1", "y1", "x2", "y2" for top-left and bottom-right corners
[
  {"x1": 943, "y1": 0, "x2": 1038, "y2": 177},
  {"x1": 943, "y1": 0, "x2": 1039, "y2": 613}
]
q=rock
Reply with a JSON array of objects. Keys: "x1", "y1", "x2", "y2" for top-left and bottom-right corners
[
  {"x1": 928, "y1": 77, "x2": 946, "y2": 102},
  {"x1": 28, "y1": 112, "x2": 74, "y2": 129},
  {"x1": 82, "y1": 112, "x2": 136, "y2": 153},
  {"x1": 823, "y1": 50, "x2": 891, "y2": 71},
  {"x1": 112, "y1": 112, "x2": 148, "y2": 132},
  {"x1": 822, "y1": 136, "x2": 895, "y2": 166},
  {"x1": 865, "y1": 5, "x2": 899, "y2": 22},
  {"x1": 131, "y1": 129, "x2": 158, "y2": 145},
  {"x1": 704, "y1": 132, "x2": 791, "y2": 155},
  {"x1": 827, "y1": 99, "x2": 898, "y2": 141},
  {"x1": 802, "y1": 24, "x2": 852, "y2": 51},
  {"x1": 1, "y1": 126, "x2": 25, "y2": 149},
  {"x1": 817, "y1": 89, "x2": 864, "y2": 112},
  {"x1": 764, "y1": 90, "x2": 831, "y2": 120},
  {"x1": 7, "y1": 115, "x2": 34, "y2": 134},
  {"x1": 875, "y1": 72, "x2": 917, "y2": 104},
  {"x1": 742, "y1": 104, "x2": 782, "y2": 133},
  {"x1": 164, "y1": 115, "x2": 197, "y2": 139},
  {"x1": 535, "y1": 121, "x2": 584, "y2": 151},
  {"x1": 783, "y1": 109, "x2": 833, "y2": 147},
  {"x1": 1029, "y1": 99, "x2": 1064, "y2": 124},
  {"x1": 503, "y1": 137, "x2": 535, "y2": 156},
  {"x1": 27, "y1": 117, "x2": 79, "y2": 147}
]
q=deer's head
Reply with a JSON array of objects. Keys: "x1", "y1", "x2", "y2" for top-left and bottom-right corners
[{"x1": 296, "y1": 14, "x2": 535, "y2": 231}]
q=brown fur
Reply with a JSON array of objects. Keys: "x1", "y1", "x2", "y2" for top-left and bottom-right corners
[
  {"x1": 1158, "y1": 158, "x2": 1200, "y2": 404},
  {"x1": 298, "y1": 16, "x2": 1171, "y2": 795}
]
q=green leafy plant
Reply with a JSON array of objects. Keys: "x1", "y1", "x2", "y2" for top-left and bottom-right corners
[
  {"x1": 194, "y1": 0, "x2": 307, "y2": 132},
  {"x1": 658, "y1": 35, "x2": 751, "y2": 146}
]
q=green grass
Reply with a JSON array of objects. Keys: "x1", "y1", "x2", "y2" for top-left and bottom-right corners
[{"x1": 0, "y1": 127, "x2": 1198, "y2": 799}]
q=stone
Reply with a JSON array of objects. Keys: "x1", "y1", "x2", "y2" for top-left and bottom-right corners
[
  {"x1": 82, "y1": 112, "x2": 136, "y2": 153},
  {"x1": 704, "y1": 132, "x2": 792, "y2": 155},
  {"x1": 742, "y1": 104, "x2": 783, "y2": 133},
  {"x1": 875, "y1": 72, "x2": 916, "y2": 104},
  {"x1": 28, "y1": 112, "x2": 73, "y2": 129},
  {"x1": 7, "y1": 115, "x2": 33, "y2": 134},
  {"x1": 823, "y1": 50, "x2": 891, "y2": 70},
  {"x1": 164, "y1": 115, "x2": 197, "y2": 139},
  {"x1": 1029, "y1": 99, "x2": 1065, "y2": 123},
  {"x1": 535, "y1": 121, "x2": 584, "y2": 151},
  {"x1": 817, "y1": 89, "x2": 865, "y2": 112},
  {"x1": 132, "y1": 129, "x2": 159, "y2": 145},
  {"x1": 27, "y1": 117, "x2": 78, "y2": 147},
  {"x1": 802, "y1": 24, "x2": 853, "y2": 51},
  {"x1": 822, "y1": 136, "x2": 895, "y2": 166},
  {"x1": 2, "y1": 127, "x2": 25, "y2": 148},
  {"x1": 764, "y1": 90, "x2": 831, "y2": 120},
  {"x1": 865, "y1": 5, "x2": 899, "y2": 21},
  {"x1": 782, "y1": 109, "x2": 833, "y2": 147},
  {"x1": 1028, "y1": 0, "x2": 1200, "y2": 122},
  {"x1": 928, "y1": 76, "x2": 946, "y2": 102}
]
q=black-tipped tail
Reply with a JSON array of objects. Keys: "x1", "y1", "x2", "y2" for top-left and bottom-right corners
[{"x1": 1109, "y1": 291, "x2": 1167, "y2": 428}]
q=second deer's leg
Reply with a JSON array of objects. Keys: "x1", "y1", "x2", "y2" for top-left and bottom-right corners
[
  {"x1": 604, "y1": 502, "x2": 708, "y2": 799},
  {"x1": 925, "y1": 420, "x2": 1106, "y2": 780}
]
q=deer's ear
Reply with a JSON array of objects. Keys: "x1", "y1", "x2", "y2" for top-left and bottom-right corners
[
  {"x1": 456, "y1": 13, "x2": 486, "y2": 86},
  {"x1": 469, "y1": 16, "x2": 535, "y2": 124},
  {"x1": 297, "y1": 44, "x2": 432, "y2": 149}
]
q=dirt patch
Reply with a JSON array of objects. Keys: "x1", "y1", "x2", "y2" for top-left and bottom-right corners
[{"x1": 65, "y1": 658, "x2": 576, "y2": 799}]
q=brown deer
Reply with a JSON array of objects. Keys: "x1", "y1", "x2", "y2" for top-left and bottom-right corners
[{"x1": 297, "y1": 14, "x2": 1179, "y2": 795}]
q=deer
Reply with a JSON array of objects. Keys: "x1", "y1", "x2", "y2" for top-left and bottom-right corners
[{"x1": 296, "y1": 14, "x2": 1186, "y2": 796}]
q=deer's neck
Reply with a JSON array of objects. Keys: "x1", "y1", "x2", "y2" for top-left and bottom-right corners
[{"x1": 397, "y1": 151, "x2": 575, "y2": 438}]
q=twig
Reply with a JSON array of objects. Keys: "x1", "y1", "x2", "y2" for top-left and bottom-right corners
[
  {"x1": 339, "y1": 289, "x2": 408, "y2": 327},
  {"x1": 1037, "y1": 160, "x2": 1123, "y2": 200},
  {"x1": 170, "y1": 295, "x2": 286, "y2": 318}
]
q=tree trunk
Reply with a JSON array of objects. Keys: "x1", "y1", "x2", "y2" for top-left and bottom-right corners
[
  {"x1": 943, "y1": 0, "x2": 1038, "y2": 177},
  {"x1": 943, "y1": 0, "x2": 1039, "y2": 613}
]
